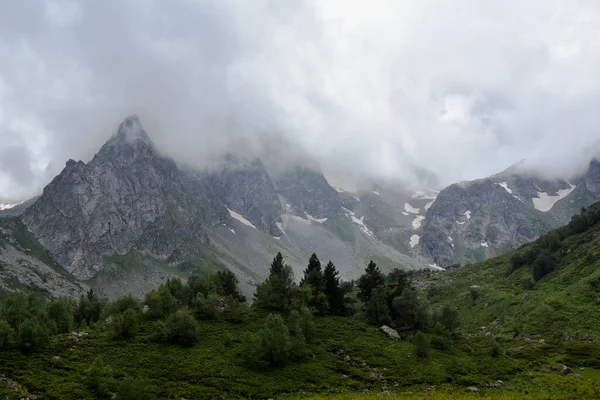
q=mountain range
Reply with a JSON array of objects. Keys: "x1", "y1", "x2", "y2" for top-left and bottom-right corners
[{"x1": 1, "y1": 115, "x2": 598, "y2": 299}]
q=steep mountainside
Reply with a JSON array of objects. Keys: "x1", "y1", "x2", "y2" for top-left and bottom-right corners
[
  {"x1": 8, "y1": 116, "x2": 427, "y2": 298},
  {"x1": 423, "y1": 201, "x2": 600, "y2": 340},
  {"x1": 22, "y1": 116, "x2": 230, "y2": 281},
  {"x1": 418, "y1": 161, "x2": 599, "y2": 267},
  {"x1": 0, "y1": 216, "x2": 85, "y2": 298}
]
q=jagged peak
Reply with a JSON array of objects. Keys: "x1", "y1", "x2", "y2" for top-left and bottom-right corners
[{"x1": 103, "y1": 115, "x2": 154, "y2": 149}]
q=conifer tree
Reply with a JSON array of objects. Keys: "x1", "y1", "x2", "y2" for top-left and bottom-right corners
[
  {"x1": 357, "y1": 260, "x2": 384, "y2": 301},
  {"x1": 300, "y1": 253, "x2": 324, "y2": 293},
  {"x1": 323, "y1": 261, "x2": 344, "y2": 315}
]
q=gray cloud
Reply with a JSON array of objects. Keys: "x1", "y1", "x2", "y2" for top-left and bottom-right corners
[{"x1": 1, "y1": 0, "x2": 600, "y2": 200}]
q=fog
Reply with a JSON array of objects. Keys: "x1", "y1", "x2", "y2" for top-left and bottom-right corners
[{"x1": 1, "y1": 0, "x2": 600, "y2": 201}]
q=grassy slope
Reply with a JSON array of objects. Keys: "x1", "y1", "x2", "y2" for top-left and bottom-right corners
[{"x1": 1, "y1": 312, "x2": 599, "y2": 399}]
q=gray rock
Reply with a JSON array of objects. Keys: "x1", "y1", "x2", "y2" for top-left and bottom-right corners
[
  {"x1": 380, "y1": 325, "x2": 401, "y2": 340},
  {"x1": 468, "y1": 386, "x2": 479, "y2": 392}
]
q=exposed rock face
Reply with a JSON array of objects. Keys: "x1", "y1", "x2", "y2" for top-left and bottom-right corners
[
  {"x1": 421, "y1": 178, "x2": 557, "y2": 267},
  {"x1": 207, "y1": 155, "x2": 283, "y2": 236},
  {"x1": 0, "y1": 217, "x2": 86, "y2": 298},
  {"x1": 274, "y1": 166, "x2": 342, "y2": 219},
  {"x1": 22, "y1": 116, "x2": 229, "y2": 279},
  {"x1": 551, "y1": 159, "x2": 600, "y2": 224}
]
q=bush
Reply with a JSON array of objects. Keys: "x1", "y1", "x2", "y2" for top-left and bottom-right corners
[
  {"x1": 112, "y1": 309, "x2": 139, "y2": 339},
  {"x1": 18, "y1": 318, "x2": 50, "y2": 353},
  {"x1": 365, "y1": 287, "x2": 391, "y2": 325},
  {"x1": 469, "y1": 287, "x2": 479, "y2": 303},
  {"x1": 241, "y1": 314, "x2": 292, "y2": 368},
  {"x1": 116, "y1": 378, "x2": 155, "y2": 400},
  {"x1": 104, "y1": 294, "x2": 141, "y2": 317},
  {"x1": 195, "y1": 293, "x2": 220, "y2": 319},
  {"x1": 491, "y1": 341, "x2": 504, "y2": 357},
  {"x1": 436, "y1": 305, "x2": 460, "y2": 334},
  {"x1": 0, "y1": 319, "x2": 14, "y2": 349},
  {"x1": 430, "y1": 334, "x2": 452, "y2": 351},
  {"x1": 522, "y1": 278, "x2": 535, "y2": 290},
  {"x1": 85, "y1": 356, "x2": 114, "y2": 399},
  {"x1": 532, "y1": 251, "x2": 556, "y2": 281},
  {"x1": 45, "y1": 298, "x2": 74, "y2": 334},
  {"x1": 159, "y1": 310, "x2": 199, "y2": 346},
  {"x1": 414, "y1": 331, "x2": 431, "y2": 358},
  {"x1": 144, "y1": 286, "x2": 177, "y2": 320},
  {"x1": 224, "y1": 297, "x2": 250, "y2": 323}
]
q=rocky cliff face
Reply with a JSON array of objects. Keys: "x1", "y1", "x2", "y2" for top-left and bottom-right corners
[
  {"x1": 207, "y1": 155, "x2": 283, "y2": 236},
  {"x1": 273, "y1": 166, "x2": 343, "y2": 219},
  {"x1": 22, "y1": 116, "x2": 229, "y2": 280}
]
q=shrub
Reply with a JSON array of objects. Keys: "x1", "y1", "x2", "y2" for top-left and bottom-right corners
[
  {"x1": 195, "y1": 293, "x2": 220, "y2": 319},
  {"x1": 365, "y1": 287, "x2": 391, "y2": 325},
  {"x1": 241, "y1": 314, "x2": 292, "y2": 368},
  {"x1": 224, "y1": 297, "x2": 250, "y2": 323},
  {"x1": 414, "y1": 331, "x2": 431, "y2": 358},
  {"x1": 45, "y1": 298, "x2": 74, "y2": 334},
  {"x1": 436, "y1": 305, "x2": 460, "y2": 334},
  {"x1": 160, "y1": 310, "x2": 199, "y2": 346},
  {"x1": 144, "y1": 286, "x2": 177, "y2": 320},
  {"x1": 0, "y1": 319, "x2": 14, "y2": 349},
  {"x1": 104, "y1": 294, "x2": 141, "y2": 317},
  {"x1": 85, "y1": 356, "x2": 114, "y2": 399},
  {"x1": 116, "y1": 378, "x2": 155, "y2": 400},
  {"x1": 112, "y1": 309, "x2": 139, "y2": 339},
  {"x1": 18, "y1": 318, "x2": 50, "y2": 353},
  {"x1": 491, "y1": 341, "x2": 504, "y2": 357}
]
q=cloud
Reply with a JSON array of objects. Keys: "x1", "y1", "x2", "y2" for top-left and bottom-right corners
[{"x1": 0, "y1": 0, "x2": 600, "y2": 200}]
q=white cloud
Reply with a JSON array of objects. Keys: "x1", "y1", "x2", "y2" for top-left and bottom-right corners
[{"x1": 0, "y1": 0, "x2": 599, "y2": 200}]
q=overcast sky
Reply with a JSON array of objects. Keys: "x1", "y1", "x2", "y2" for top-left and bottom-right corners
[{"x1": 1, "y1": 0, "x2": 600, "y2": 200}]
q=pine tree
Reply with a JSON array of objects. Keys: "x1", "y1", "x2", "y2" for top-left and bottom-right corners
[
  {"x1": 300, "y1": 253, "x2": 324, "y2": 293},
  {"x1": 323, "y1": 261, "x2": 344, "y2": 315},
  {"x1": 255, "y1": 253, "x2": 295, "y2": 311},
  {"x1": 357, "y1": 260, "x2": 384, "y2": 301},
  {"x1": 270, "y1": 252, "x2": 285, "y2": 275}
]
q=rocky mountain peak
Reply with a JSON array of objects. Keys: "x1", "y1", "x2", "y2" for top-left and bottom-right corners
[{"x1": 98, "y1": 115, "x2": 155, "y2": 161}]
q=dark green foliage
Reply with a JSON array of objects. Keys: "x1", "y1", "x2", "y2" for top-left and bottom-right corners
[
  {"x1": 391, "y1": 287, "x2": 431, "y2": 331},
  {"x1": 217, "y1": 270, "x2": 246, "y2": 302},
  {"x1": 104, "y1": 294, "x2": 141, "y2": 317},
  {"x1": 257, "y1": 314, "x2": 292, "y2": 366},
  {"x1": 186, "y1": 274, "x2": 218, "y2": 304},
  {"x1": 18, "y1": 318, "x2": 50, "y2": 353},
  {"x1": 0, "y1": 319, "x2": 14, "y2": 349},
  {"x1": 158, "y1": 310, "x2": 199, "y2": 346},
  {"x1": 469, "y1": 287, "x2": 479, "y2": 302},
  {"x1": 436, "y1": 305, "x2": 460, "y2": 334},
  {"x1": 85, "y1": 356, "x2": 114, "y2": 399},
  {"x1": 111, "y1": 309, "x2": 139, "y2": 339},
  {"x1": 491, "y1": 341, "x2": 504, "y2": 357},
  {"x1": 45, "y1": 298, "x2": 74, "y2": 334},
  {"x1": 532, "y1": 251, "x2": 556, "y2": 281},
  {"x1": 75, "y1": 289, "x2": 106, "y2": 326},
  {"x1": 144, "y1": 286, "x2": 177, "y2": 320},
  {"x1": 195, "y1": 293, "x2": 220, "y2": 319},
  {"x1": 365, "y1": 287, "x2": 391, "y2": 325},
  {"x1": 298, "y1": 306, "x2": 316, "y2": 342},
  {"x1": 386, "y1": 268, "x2": 409, "y2": 305},
  {"x1": 224, "y1": 296, "x2": 250, "y2": 323},
  {"x1": 357, "y1": 260, "x2": 384, "y2": 301},
  {"x1": 413, "y1": 331, "x2": 430, "y2": 358},
  {"x1": 254, "y1": 253, "x2": 295, "y2": 311},
  {"x1": 165, "y1": 277, "x2": 188, "y2": 307},
  {"x1": 300, "y1": 253, "x2": 325, "y2": 294},
  {"x1": 323, "y1": 261, "x2": 344, "y2": 315},
  {"x1": 116, "y1": 378, "x2": 155, "y2": 400},
  {"x1": 1, "y1": 293, "x2": 30, "y2": 328}
]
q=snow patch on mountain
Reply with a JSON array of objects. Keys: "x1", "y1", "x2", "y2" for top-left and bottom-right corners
[
  {"x1": 404, "y1": 203, "x2": 420, "y2": 214},
  {"x1": 227, "y1": 207, "x2": 257, "y2": 229},
  {"x1": 305, "y1": 213, "x2": 328, "y2": 223},
  {"x1": 481, "y1": 241, "x2": 489, "y2": 248},
  {"x1": 412, "y1": 216, "x2": 425, "y2": 229},
  {"x1": 409, "y1": 234, "x2": 420, "y2": 248},
  {"x1": 343, "y1": 207, "x2": 374, "y2": 237},
  {"x1": 424, "y1": 200, "x2": 435, "y2": 210},
  {"x1": 464, "y1": 210, "x2": 472, "y2": 219},
  {"x1": 428, "y1": 263, "x2": 444, "y2": 271},
  {"x1": 372, "y1": 190, "x2": 380, "y2": 196},
  {"x1": 495, "y1": 182, "x2": 523, "y2": 202},
  {"x1": 532, "y1": 184, "x2": 576, "y2": 212}
]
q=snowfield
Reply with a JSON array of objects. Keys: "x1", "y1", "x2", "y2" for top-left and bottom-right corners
[
  {"x1": 404, "y1": 203, "x2": 420, "y2": 214},
  {"x1": 532, "y1": 184, "x2": 576, "y2": 212},
  {"x1": 412, "y1": 216, "x2": 425, "y2": 229},
  {"x1": 409, "y1": 234, "x2": 420, "y2": 248},
  {"x1": 227, "y1": 207, "x2": 257, "y2": 229},
  {"x1": 464, "y1": 210, "x2": 472, "y2": 219}
]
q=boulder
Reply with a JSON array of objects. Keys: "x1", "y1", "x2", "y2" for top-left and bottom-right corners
[{"x1": 380, "y1": 325, "x2": 400, "y2": 340}]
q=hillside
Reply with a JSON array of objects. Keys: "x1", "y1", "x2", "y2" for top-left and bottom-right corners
[
  {"x1": 2, "y1": 202, "x2": 600, "y2": 399},
  {"x1": 422, "y1": 202, "x2": 600, "y2": 341}
]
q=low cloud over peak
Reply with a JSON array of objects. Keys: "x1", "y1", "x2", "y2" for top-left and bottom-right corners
[{"x1": 1, "y1": 0, "x2": 600, "y2": 201}]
